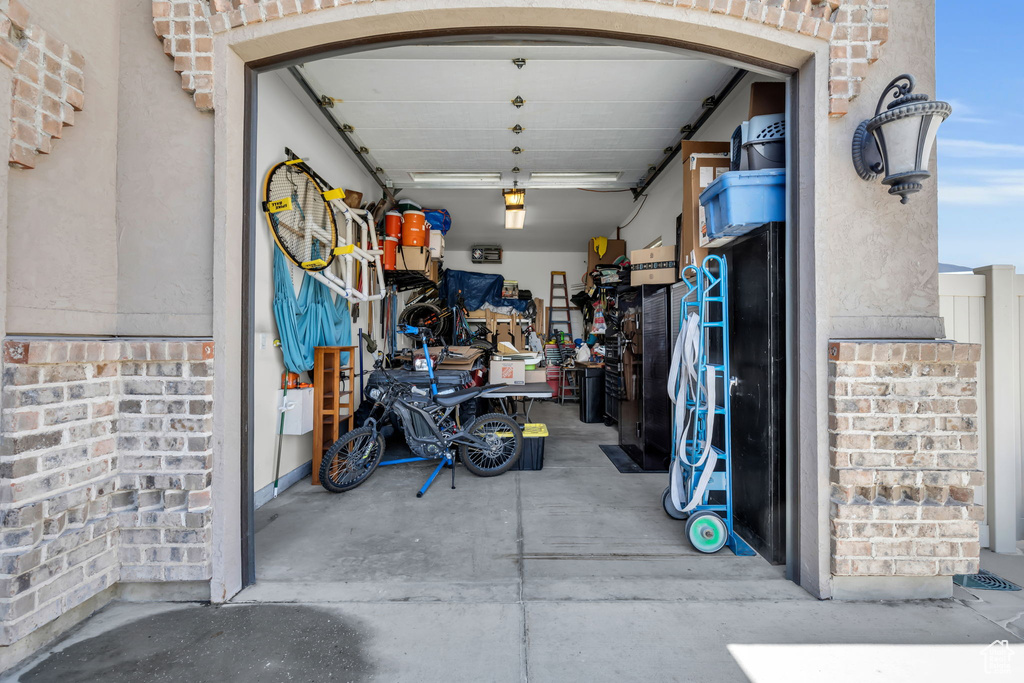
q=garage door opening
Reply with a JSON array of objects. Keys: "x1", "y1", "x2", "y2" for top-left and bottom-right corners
[{"x1": 241, "y1": 36, "x2": 791, "y2": 601}]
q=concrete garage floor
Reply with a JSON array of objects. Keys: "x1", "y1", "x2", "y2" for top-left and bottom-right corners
[{"x1": 6, "y1": 402, "x2": 1023, "y2": 682}]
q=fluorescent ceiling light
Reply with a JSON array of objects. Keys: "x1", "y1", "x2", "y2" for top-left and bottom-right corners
[
  {"x1": 408, "y1": 172, "x2": 502, "y2": 183},
  {"x1": 505, "y1": 209, "x2": 526, "y2": 230},
  {"x1": 529, "y1": 172, "x2": 620, "y2": 183}
]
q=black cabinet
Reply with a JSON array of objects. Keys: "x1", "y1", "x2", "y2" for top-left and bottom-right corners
[
  {"x1": 617, "y1": 285, "x2": 670, "y2": 471},
  {"x1": 719, "y1": 223, "x2": 786, "y2": 565}
]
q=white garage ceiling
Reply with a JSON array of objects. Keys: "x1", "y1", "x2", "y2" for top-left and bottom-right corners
[{"x1": 296, "y1": 43, "x2": 740, "y2": 191}]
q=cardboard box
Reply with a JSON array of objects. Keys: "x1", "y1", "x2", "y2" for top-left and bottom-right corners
[
  {"x1": 495, "y1": 321, "x2": 525, "y2": 351},
  {"x1": 397, "y1": 245, "x2": 430, "y2": 274},
  {"x1": 427, "y1": 260, "x2": 440, "y2": 283},
  {"x1": 525, "y1": 368, "x2": 548, "y2": 383},
  {"x1": 428, "y1": 345, "x2": 483, "y2": 370},
  {"x1": 587, "y1": 238, "x2": 627, "y2": 288},
  {"x1": 630, "y1": 245, "x2": 678, "y2": 286},
  {"x1": 490, "y1": 358, "x2": 525, "y2": 385},
  {"x1": 749, "y1": 81, "x2": 786, "y2": 118},
  {"x1": 681, "y1": 151, "x2": 730, "y2": 272}
]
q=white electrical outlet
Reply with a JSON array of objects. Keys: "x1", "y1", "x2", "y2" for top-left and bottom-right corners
[{"x1": 259, "y1": 333, "x2": 267, "y2": 350}]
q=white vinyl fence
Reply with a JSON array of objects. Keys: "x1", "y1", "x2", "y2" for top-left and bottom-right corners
[{"x1": 938, "y1": 266, "x2": 1024, "y2": 552}]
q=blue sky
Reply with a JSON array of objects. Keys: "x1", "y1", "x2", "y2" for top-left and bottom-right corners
[{"x1": 936, "y1": 1, "x2": 1024, "y2": 269}]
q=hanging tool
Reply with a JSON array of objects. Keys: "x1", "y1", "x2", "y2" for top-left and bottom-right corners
[{"x1": 272, "y1": 339, "x2": 299, "y2": 499}]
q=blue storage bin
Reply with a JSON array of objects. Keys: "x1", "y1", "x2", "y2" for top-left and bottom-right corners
[{"x1": 700, "y1": 169, "x2": 786, "y2": 240}]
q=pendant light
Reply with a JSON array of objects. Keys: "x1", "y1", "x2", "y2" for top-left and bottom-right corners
[{"x1": 502, "y1": 182, "x2": 526, "y2": 230}]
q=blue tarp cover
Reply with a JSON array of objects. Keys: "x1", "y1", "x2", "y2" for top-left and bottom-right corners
[{"x1": 441, "y1": 269, "x2": 527, "y2": 313}]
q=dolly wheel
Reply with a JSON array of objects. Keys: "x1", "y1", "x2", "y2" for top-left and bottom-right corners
[
  {"x1": 685, "y1": 511, "x2": 728, "y2": 553},
  {"x1": 662, "y1": 486, "x2": 688, "y2": 520}
]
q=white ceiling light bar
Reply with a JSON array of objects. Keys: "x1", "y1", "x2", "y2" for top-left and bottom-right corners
[
  {"x1": 529, "y1": 172, "x2": 621, "y2": 183},
  {"x1": 408, "y1": 172, "x2": 503, "y2": 183}
]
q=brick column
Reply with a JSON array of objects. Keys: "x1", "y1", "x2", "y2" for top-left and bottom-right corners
[
  {"x1": 0, "y1": 339, "x2": 214, "y2": 645},
  {"x1": 828, "y1": 341, "x2": 982, "y2": 598}
]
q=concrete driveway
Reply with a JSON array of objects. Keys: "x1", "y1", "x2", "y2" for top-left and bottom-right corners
[{"x1": 5, "y1": 402, "x2": 1022, "y2": 681}]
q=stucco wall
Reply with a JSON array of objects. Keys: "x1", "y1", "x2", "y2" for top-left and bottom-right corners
[
  {"x1": 115, "y1": 0, "x2": 215, "y2": 337},
  {"x1": 6, "y1": 0, "x2": 121, "y2": 335},
  {"x1": 252, "y1": 70, "x2": 377, "y2": 494},
  {"x1": 824, "y1": 1, "x2": 942, "y2": 339}
]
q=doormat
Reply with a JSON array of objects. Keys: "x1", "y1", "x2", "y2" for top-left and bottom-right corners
[
  {"x1": 954, "y1": 569, "x2": 1022, "y2": 591},
  {"x1": 599, "y1": 445, "x2": 645, "y2": 474}
]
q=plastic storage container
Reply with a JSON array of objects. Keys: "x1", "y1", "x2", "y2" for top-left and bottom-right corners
[
  {"x1": 428, "y1": 230, "x2": 445, "y2": 260},
  {"x1": 741, "y1": 114, "x2": 785, "y2": 170},
  {"x1": 700, "y1": 169, "x2": 786, "y2": 240},
  {"x1": 510, "y1": 423, "x2": 547, "y2": 471}
]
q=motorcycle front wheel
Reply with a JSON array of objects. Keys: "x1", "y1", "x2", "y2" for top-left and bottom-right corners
[{"x1": 319, "y1": 426, "x2": 385, "y2": 493}]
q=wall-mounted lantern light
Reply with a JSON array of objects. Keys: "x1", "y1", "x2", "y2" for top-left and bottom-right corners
[
  {"x1": 502, "y1": 183, "x2": 526, "y2": 230},
  {"x1": 852, "y1": 74, "x2": 951, "y2": 204}
]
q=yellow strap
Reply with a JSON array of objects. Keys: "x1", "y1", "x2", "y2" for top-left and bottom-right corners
[
  {"x1": 332, "y1": 245, "x2": 355, "y2": 256},
  {"x1": 266, "y1": 197, "x2": 292, "y2": 213},
  {"x1": 301, "y1": 258, "x2": 328, "y2": 269},
  {"x1": 322, "y1": 187, "x2": 346, "y2": 201},
  {"x1": 285, "y1": 158, "x2": 304, "y2": 165}
]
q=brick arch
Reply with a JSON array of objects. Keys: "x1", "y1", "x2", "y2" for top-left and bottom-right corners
[
  {"x1": 152, "y1": 0, "x2": 889, "y2": 117},
  {"x1": 1, "y1": 1, "x2": 85, "y2": 169}
]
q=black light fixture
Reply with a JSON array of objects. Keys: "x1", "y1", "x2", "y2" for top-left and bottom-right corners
[{"x1": 852, "y1": 74, "x2": 952, "y2": 204}]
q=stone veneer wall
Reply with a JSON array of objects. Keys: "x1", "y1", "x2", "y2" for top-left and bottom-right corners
[
  {"x1": 828, "y1": 341, "x2": 982, "y2": 579},
  {"x1": 0, "y1": 339, "x2": 213, "y2": 645}
]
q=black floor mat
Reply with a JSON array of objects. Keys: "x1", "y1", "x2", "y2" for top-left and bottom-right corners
[{"x1": 599, "y1": 445, "x2": 646, "y2": 473}]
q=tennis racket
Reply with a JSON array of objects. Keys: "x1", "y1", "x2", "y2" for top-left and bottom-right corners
[{"x1": 263, "y1": 159, "x2": 338, "y2": 271}]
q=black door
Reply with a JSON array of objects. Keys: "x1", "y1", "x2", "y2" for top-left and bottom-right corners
[{"x1": 718, "y1": 223, "x2": 786, "y2": 565}]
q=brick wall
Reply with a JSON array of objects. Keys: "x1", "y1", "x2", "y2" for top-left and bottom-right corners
[
  {"x1": 0, "y1": 0, "x2": 85, "y2": 169},
  {"x1": 0, "y1": 339, "x2": 213, "y2": 645},
  {"x1": 151, "y1": 0, "x2": 885, "y2": 117},
  {"x1": 828, "y1": 341, "x2": 983, "y2": 579}
]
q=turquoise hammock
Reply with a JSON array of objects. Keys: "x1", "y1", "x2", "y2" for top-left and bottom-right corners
[{"x1": 273, "y1": 248, "x2": 351, "y2": 375}]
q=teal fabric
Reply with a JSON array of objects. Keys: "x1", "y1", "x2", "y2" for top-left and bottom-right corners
[{"x1": 273, "y1": 248, "x2": 352, "y2": 374}]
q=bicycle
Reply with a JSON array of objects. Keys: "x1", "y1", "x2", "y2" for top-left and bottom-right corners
[{"x1": 319, "y1": 325, "x2": 523, "y2": 497}]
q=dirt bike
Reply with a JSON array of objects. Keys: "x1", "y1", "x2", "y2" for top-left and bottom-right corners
[{"x1": 319, "y1": 326, "x2": 523, "y2": 497}]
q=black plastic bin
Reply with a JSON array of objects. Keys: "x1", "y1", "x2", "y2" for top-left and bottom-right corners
[
  {"x1": 510, "y1": 436, "x2": 545, "y2": 471},
  {"x1": 579, "y1": 366, "x2": 605, "y2": 424}
]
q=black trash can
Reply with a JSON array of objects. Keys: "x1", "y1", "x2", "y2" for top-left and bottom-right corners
[{"x1": 579, "y1": 366, "x2": 605, "y2": 424}]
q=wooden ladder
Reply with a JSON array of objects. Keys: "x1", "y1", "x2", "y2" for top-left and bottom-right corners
[{"x1": 547, "y1": 271, "x2": 574, "y2": 340}]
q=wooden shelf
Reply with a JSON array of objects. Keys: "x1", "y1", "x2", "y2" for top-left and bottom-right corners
[{"x1": 312, "y1": 346, "x2": 357, "y2": 485}]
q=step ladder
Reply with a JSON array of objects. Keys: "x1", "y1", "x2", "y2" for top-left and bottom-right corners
[{"x1": 547, "y1": 271, "x2": 574, "y2": 341}]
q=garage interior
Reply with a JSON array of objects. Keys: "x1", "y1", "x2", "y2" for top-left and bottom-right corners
[{"x1": 244, "y1": 38, "x2": 790, "y2": 599}]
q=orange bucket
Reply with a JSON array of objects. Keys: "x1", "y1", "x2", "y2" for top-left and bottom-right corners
[
  {"x1": 383, "y1": 236, "x2": 399, "y2": 271},
  {"x1": 385, "y1": 211, "x2": 403, "y2": 239},
  {"x1": 402, "y1": 210, "x2": 427, "y2": 247}
]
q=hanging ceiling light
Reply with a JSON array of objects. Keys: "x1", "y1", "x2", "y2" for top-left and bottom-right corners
[
  {"x1": 502, "y1": 183, "x2": 526, "y2": 230},
  {"x1": 852, "y1": 74, "x2": 952, "y2": 204}
]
